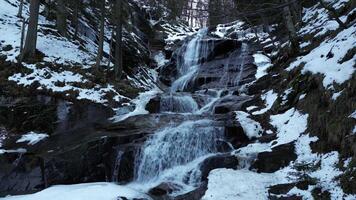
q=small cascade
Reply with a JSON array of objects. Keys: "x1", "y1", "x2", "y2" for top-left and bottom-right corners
[
  {"x1": 134, "y1": 120, "x2": 224, "y2": 183},
  {"x1": 171, "y1": 28, "x2": 213, "y2": 92},
  {"x1": 160, "y1": 94, "x2": 199, "y2": 113},
  {"x1": 234, "y1": 43, "x2": 249, "y2": 86},
  {"x1": 112, "y1": 150, "x2": 124, "y2": 182}
]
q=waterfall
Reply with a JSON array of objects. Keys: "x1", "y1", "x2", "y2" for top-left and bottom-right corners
[
  {"x1": 171, "y1": 28, "x2": 212, "y2": 92},
  {"x1": 160, "y1": 94, "x2": 199, "y2": 113},
  {"x1": 134, "y1": 120, "x2": 224, "y2": 183},
  {"x1": 234, "y1": 43, "x2": 248, "y2": 87},
  {"x1": 112, "y1": 150, "x2": 124, "y2": 182}
]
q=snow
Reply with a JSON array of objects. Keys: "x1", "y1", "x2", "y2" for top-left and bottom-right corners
[
  {"x1": 0, "y1": 0, "x2": 94, "y2": 66},
  {"x1": 332, "y1": 90, "x2": 343, "y2": 100},
  {"x1": 202, "y1": 169, "x2": 280, "y2": 200},
  {"x1": 16, "y1": 132, "x2": 49, "y2": 145},
  {"x1": 112, "y1": 89, "x2": 161, "y2": 122},
  {"x1": 253, "y1": 53, "x2": 272, "y2": 79},
  {"x1": 288, "y1": 21, "x2": 355, "y2": 89},
  {"x1": 1, "y1": 182, "x2": 151, "y2": 200},
  {"x1": 299, "y1": 93, "x2": 306, "y2": 100},
  {"x1": 270, "y1": 108, "x2": 308, "y2": 147},
  {"x1": 153, "y1": 51, "x2": 169, "y2": 68},
  {"x1": 8, "y1": 64, "x2": 129, "y2": 104},
  {"x1": 252, "y1": 90, "x2": 278, "y2": 115},
  {"x1": 212, "y1": 21, "x2": 245, "y2": 38},
  {"x1": 235, "y1": 111, "x2": 263, "y2": 139},
  {"x1": 0, "y1": 148, "x2": 27, "y2": 154}
]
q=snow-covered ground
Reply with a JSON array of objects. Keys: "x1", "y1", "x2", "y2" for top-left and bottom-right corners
[
  {"x1": 1, "y1": 182, "x2": 151, "y2": 200},
  {"x1": 203, "y1": 0, "x2": 356, "y2": 199}
]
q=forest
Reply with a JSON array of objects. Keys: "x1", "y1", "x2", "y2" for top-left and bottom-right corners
[{"x1": 0, "y1": 0, "x2": 355, "y2": 199}]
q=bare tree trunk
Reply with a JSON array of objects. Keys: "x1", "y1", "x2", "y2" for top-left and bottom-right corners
[
  {"x1": 319, "y1": 0, "x2": 347, "y2": 29},
  {"x1": 20, "y1": 18, "x2": 26, "y2": 54},
  {"x1": 283, "y1": 0, "x2": 299, "y2": 54},
  {"x1": 73, "y1": 0, "x2": 80, "y2": 39},
  {"x1": 115, "y1": 0, "x2": 123, "y2": 80},
  {"x1": 95, "y1": 0, "x2": 105, "y2": 70},
  {"x1": 17, "y1": 0, "x2": 24, "y2": 18},
  {"x1": 56, "y1": 0, "x2": 67, "y2": 36},
  {"x1": 20, "y1": 0, "x2": 40, "y2": 61},
  {"x1": 107, "y1": 29, "x2": 114, "y2": 68},
  {"x1": 44, "y1": 0, "x2": 51, "y2": 19}
]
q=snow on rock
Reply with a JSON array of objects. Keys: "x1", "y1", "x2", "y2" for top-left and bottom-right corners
[
  {"x1": 8, "y1": 64, "x2": 130, "y2": 104},
  {"x1": 235, "y1": 111, "x2": 263, "y2": 139},
  {"x1": 153, "y1": 51, "x2": 169, "y2": 68},
  {"x1": 270, "y1": 108, "x2": 308, "y2": 147},
  {"x1": 202, "y1": 168, "x2": 289, "y2": 200},
  {"x1": 16, "y1": 132, "x2": 49, "y2": 145},
  {"x1": 112, "y1": 89, "x2": 161, "y2": 122},
  {"x1": 161, "y1": 22, "x2": 195, "y2": 47},
  {"x1": 212, "y1": 21, "x2": 245, "y2": 38},
  {"x1": 1, "y1": 182, "x2": 151, "y2": 200},
  {"x1": 253, "y1": 53, "x2": 272, "y2": 79},
  {"x1": 252, "y1": 90, "x2": 278, "y2": 115},
  {"x1": 288, "y1": 16, "x2": 355, "y2": 89},
  {"x1": 0, "y1": 148, "x2": 27, "y2": 155}
]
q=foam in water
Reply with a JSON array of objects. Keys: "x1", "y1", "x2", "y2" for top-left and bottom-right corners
[
  {"x1": 134, "y1": 120, "x2": 224, "y2": 183},
  {"x1": 160, "y1": 94, "x2": 199, "y2": 113}
]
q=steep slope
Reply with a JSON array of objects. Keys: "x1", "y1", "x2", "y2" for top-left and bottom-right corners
[{"x1": 202, "y1": 0, "x2": 356, "y2": 199}]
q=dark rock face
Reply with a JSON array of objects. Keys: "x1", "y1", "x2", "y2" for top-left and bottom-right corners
[
  {"x1": 199, "y1": 154, "x2": 239, "y2": 181},
  {"x1": 145, "y1": 96, "x2": 161, "y2": 113},
  {"x1": 213, "y1": 95, "x2": 251, "y2": 114},
  {"x1": 250, "y1": 142, "x2": 297, "y2": 173},
  {"x1": 174, "y1": 182, "x2": 208, "y2": 200},
  {"x1": 149, "y1": 182, "x2": 183, "y2": 198}
]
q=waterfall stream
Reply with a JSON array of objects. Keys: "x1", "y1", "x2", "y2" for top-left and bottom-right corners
[{"x1": 126, "y1": 29, "x2": 249, "y2": 196}]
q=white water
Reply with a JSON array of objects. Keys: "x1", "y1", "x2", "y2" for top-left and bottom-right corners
[
  {"x1": 171, "y1": 28, "x2": 212, "y2": 92},
  {"x1": 160, "y1": 94, "x2": 199, "y2": 113},
  {"x1": 133, "y1": 120, "x2": 224, "y2": 188}
]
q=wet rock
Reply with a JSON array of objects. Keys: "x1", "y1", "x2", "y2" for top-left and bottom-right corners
[
  {"x1": 0, "y1": 153, "x2": 45, "y2": 196},
  {"x1": 199, "y1": 154, "x2": 239, "y2": 181},
  {"x1": 224, "y1": 125, "x2": 250, "y2": 149},
  {"x1": 2, "y1": 44, "x2": 12, "y2": 51},
  {"x1": 174, "y1": 182, "x2": 208, "y2": 200},
  {"x1": 149, "y1": 182, "x2": 183, "y2": 197},
  {"x1": 250, "y1": 142, "x2": 297, "y2": 173},
  {"x1": 214, "y1": 95, "x2": 251, "y2": 114},
  {"x1": 146, "y1": 96, "x2": 161, "y2": 113}
]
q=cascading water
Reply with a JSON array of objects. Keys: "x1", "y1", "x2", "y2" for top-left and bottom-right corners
[
  {"x1": 159, "y1": 94, "x2": 199, "y2": 113},
  {"x1": 134, "y1": 120, "x2": 224, "y2": 183},
  {"x1": 171, "y1": 28, "x2": 212, "y2": 92},
  {"x1": 128, "y1": 28, "x2": 249, "y2": 196}
]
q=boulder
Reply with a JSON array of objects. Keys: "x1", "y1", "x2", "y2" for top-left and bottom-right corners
[
  {"x1": 250, "y1": 142, "x2": 297, "y2": 173},
  {"x1": 199, "y1": 154, "x2": 239, "y2": 181}
]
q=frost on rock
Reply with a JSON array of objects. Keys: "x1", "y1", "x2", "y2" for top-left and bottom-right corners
[{"x1": 16, "y1": 132, "x2": 49, "y2": 145}]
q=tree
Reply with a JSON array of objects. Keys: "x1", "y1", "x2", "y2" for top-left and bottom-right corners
[
  {"x1": 114, "y1": 0, "x2": 123, "y2": 80},
  {"x1": 95, "y1": 0, "x2": 106, "y2": 70},
  {"x1": 56, "y1": 0, "x2": 67, "y2": 36},
  {"x1": 20, "y1": 0, "x2": 40, "y2": 61},
  {"x1": 17, "y1": 0, "x2": 24, "y2": 18},
  {"x1": 282, "y1": 0, "x2": 299, "y2": 54},
  {"x1": 319, "y1": 0, "x2": 346, "y2": 29}
]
